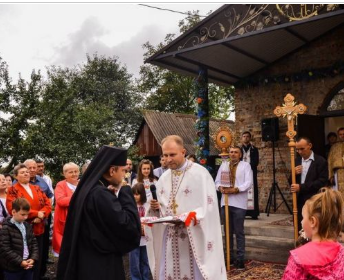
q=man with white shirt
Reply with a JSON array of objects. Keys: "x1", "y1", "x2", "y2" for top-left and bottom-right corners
[
  {"x1": 291, "y1": 137, "x2": 328, "y2": 231},
  {"x1": 215, "y1": 146, "x2": 253, "y2": 270}
]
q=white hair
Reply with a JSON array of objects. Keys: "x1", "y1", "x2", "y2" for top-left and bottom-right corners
[
  {"x1": 63, "y1": 162, "x2": 80, "y2": 174},
  {"x1": 24, "y1": 159, "x2": 36, "y2": 166}
]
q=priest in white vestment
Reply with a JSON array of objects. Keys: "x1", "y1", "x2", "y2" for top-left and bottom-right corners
[{"x1": 146, "y1": 135, "x2": 226, "y2": 280}]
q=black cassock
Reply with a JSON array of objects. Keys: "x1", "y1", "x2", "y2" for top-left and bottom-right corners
[{"x1": 57, "y1": 146, "x2": 141, "y2": 280}]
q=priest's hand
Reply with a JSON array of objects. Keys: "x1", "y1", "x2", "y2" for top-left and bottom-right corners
[
  {"x1": 291, "y1": 183, "x2": 300, "y2": 193},
  {"x1": 295, "y1": 165, "x2": 302, "y2": 175},
  {"x1": 150, "y1": 199, "x2": 160, "y2": 210}
]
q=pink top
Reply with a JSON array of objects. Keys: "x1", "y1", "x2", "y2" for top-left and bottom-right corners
[{"x1": 282, "y1": 241, "x2": 344, "y2": 280}]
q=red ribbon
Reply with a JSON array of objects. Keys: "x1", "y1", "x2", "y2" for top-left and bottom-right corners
[{"x1": 184, "y1": 211, "x2": 197, "y2": 227}]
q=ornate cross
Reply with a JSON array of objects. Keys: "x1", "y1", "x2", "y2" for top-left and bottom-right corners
[
  {"x1": 171, "y1": 199, "x2": 179, "y2": 215},
  {"x1": 274, "y1": 93, "x2": 307, "y2": 140},
  {"x1": 274, "y1": 93, "x2": 307, "y2": 244}
]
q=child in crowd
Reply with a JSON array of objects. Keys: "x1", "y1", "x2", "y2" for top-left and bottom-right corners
[
  {"x1": 282, "y1": 188, "x2": 344, "y2": 279},
  {"x1": 129, "y1": 183, "x2": 150, "y2": 280},
  {"x1": 0, "y1": 198, "x2": 39, "y2": 280},
  {"x1": 132, "y1": 159, "x2": 157, "y2": 202}
]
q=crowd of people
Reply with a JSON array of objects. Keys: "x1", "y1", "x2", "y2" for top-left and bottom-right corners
[{"x1": 0, "y1": 128, "x2": 343, "y2": 280}]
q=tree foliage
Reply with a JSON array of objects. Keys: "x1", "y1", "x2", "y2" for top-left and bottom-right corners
[
  {"x1": 0, "y1": 55, "x2": 142, "y2": 181},
  {"x1": 138, "y1": 11, "x2": 234, "y2": 119},
  {"x1": 0, "y1": 58, "x2": 43, "y2": 170}
]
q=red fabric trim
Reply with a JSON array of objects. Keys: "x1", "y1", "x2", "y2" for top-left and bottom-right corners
[{"x1": 185, "y1": 211, "x2": 197, "y2": 227}]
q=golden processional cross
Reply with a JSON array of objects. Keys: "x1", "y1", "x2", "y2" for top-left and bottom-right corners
[
  {"x1": 212, "y1": 125, "x2": 234, "y2": 272},
  {"x1": 274, "y1": 93, "x2": 307, "y2": 244}
]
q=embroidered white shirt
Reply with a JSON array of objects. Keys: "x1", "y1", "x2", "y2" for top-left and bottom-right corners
[{"x1": 215, "y1": 161, "x2": 253, "y2": 210}]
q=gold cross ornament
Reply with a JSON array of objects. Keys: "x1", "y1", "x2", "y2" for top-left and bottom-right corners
[
  {"x1": 171, "y1": 199, "x2": 179, "y2": 215},
  {"x1": 274, "y1": 93, "x2": 307, "y2": 140}
]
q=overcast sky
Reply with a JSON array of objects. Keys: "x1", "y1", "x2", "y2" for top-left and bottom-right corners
[{"x1": 0, "y1": 3, "x2": 222, "y2": 82}]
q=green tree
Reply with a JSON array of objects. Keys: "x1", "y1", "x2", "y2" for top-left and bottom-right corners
[
  {"x1": 138, "y1": 11, "x2": 234, "y2": 119},
  {"x1": 0, "y1": 57, "x2": 43, "y2": 172},
  {"x1": 32, "y1": 54, "x2": 142, "y2": 181},
  {"x1": 0, "y1": 55, "x2": 142, "y2": 181}
]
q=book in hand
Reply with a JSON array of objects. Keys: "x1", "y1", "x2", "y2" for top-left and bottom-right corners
[
  {"x1": 141, "y1": 215, "x2": 185, "y2": 224},
  {"x1": 141, "y1": 212, "x2": 197, "y2": 227}
]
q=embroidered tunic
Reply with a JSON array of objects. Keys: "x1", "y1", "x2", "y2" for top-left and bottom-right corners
[{"x1": 146, "y1": 160, "x2": 226, "y2": 280}]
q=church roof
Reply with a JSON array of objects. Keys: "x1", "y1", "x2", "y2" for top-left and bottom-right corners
[
  {"x1": 146, "y1": 4, "x2": 344, "y2": 87},
  {"x1": 135, "y1": 110, "x2": 234, "y2": 156}
]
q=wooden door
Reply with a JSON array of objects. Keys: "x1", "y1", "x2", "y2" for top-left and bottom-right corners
[{"x1": 297, "y1": 114, "x2": 325, "y2": 157}]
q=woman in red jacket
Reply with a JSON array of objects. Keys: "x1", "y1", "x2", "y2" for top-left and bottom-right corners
[
  {"x1": 52, "y1": 162, "x2": 79, "y2": 256},
  {"x1": 6, "y1": 163, "x2": 52, "y2": 280}
]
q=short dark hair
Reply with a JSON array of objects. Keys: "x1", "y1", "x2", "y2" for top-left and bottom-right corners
[
  {"x1": 230, "y1": 146, "x2": 242, "y2": 153},
  {"x1": 297, "y1": 137, "x2": 312, "y2": 144},
  {"x1": 36, "y1": 159, "x2": 44, "y2": 164},
  {"x1": 327, "y1": 132, "x2": 337, "y2": 139},
  {"x1": 12, "y1": 198, "x2": 30, "y2": 212},
  {"x1": 338, "y1": 127, "x2": 344, "y2": 133},
  {"x1": 132, "y1": 183, "x2": 147, "y2": 204},
  {"x1": 13, "y1": 163, "x2": 28, "y2": 176},
  {"x1": 3, "y1": 173, "x2": 13, "y2": 181},
  {"x1": 242, "y1": 131, "x2": 252, "y2": 138}
]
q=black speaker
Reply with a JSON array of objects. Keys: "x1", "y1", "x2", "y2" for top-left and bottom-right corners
[{"x1": 261, "y1": 117, "x2": 279, "y2": 142}]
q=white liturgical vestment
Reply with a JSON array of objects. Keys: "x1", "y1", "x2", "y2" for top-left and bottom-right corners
[{"x1": 145, "y1": 160, "x2": 226, "y2": 280}]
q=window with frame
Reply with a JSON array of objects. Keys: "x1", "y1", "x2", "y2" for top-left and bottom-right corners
[{"x1": 327, "y1": 87, "x2": 344, "y2": 111}]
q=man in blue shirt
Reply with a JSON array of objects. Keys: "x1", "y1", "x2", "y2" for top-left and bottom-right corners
[{"x1": 24, "y1": 159, "x2": 53, "y2": 200}]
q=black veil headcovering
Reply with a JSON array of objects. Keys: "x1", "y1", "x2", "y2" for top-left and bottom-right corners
[{"x1": 56, "y1": 145, "x2": 127, "y2": 280}]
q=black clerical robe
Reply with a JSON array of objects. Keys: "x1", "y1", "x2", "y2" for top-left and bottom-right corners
[{"x1": 57, "y1": 180, "x2": 141, "y2": 280}]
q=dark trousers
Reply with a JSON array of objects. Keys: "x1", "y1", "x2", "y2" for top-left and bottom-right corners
[
  {"x1": 221, "y1": 206, "x2": 246, "y2": 261},
  {"x1": 3, "y1": 269, "x2": 33, "y2": 280},
  {"x1": 129, "y1": 246, "x2": 150, "y2": 280},
  {"x1": 33, "y1": 235, "x2": 43, "y2": 280},
  {"x1": 40, "y1": 214, "x2": 51, "y2": 277}
]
